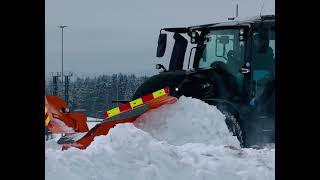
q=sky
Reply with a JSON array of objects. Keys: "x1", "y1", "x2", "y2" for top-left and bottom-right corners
[{"x1": 45, "y1": 0, "x2": 275, "y2": 78}]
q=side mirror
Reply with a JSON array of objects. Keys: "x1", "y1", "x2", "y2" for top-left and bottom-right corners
[
  {"x1": 156, "y1": 33, "x2": 167, "y2": 57},
  {"x1": 215, "y1": 36, "x2": 230, "y2": 58}
]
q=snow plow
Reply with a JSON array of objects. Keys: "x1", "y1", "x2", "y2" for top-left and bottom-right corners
[{"x1": 45, "y1": 87, "x2": 177, "y2": 150}]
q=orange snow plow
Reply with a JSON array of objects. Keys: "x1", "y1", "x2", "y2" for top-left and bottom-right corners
[
  {"x1": 45, "y1": 87, "x2": 177, "y2": 150},
  {"x1": 45, "y1": 95, "x2": 89, "y2": 134}
]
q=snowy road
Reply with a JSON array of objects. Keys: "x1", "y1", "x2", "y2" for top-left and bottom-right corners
[{"x1": 45, "y1": 96, "x2": 275, "y2": 180}]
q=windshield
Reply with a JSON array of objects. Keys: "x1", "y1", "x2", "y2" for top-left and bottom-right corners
[{"x1": 198, "y1": 29, "x2": 245, "y2": 75}]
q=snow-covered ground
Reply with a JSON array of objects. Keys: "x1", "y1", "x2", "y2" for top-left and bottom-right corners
[{"x1": 45, "y1": 96, "x2": 275, "y2": 180}]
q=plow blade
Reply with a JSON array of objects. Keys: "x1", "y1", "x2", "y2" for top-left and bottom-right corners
[{"x1": 61, "y1": 87, "x2": 177, "y2": 150}]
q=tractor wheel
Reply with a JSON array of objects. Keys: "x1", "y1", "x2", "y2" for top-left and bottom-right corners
[
  {"x1": 222, "y1": 110, "x2": 244, "y2": 147},
  {"x1": 214, "y1": 102, "x2": 244, "y2": 147}
]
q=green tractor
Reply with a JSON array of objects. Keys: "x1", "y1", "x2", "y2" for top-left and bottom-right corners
[{"x1": 133, "y1": 15, "x2": 275, "y2": 148}]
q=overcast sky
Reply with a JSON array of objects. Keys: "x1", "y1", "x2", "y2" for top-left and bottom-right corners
[{"x1": 45, "y1": 0, "x2": 275, "y2": 78}]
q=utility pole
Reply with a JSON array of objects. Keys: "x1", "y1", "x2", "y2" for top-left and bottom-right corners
[{"x1": 58, "y1": 25, "x2": 67, "y2": 98}]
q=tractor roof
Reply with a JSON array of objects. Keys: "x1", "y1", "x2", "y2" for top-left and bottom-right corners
[{"x1": 162, "y1": 15, "x2": 275, "y2": 33}]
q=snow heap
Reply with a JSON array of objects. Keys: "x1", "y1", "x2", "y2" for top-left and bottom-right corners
[
  {"x1": 134, "y1": 96, "x2": 240, "y2": 147},
  {"x1": 45, "y1": 96, "x2": 275, "y2": 180}
]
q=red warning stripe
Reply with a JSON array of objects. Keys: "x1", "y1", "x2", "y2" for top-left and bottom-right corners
[
  {"x1": 119, "y1": 103, "x2": 131, "y2": 112},
  {"x1": 104, "y1": 87, "x2": 170, "y2": 118}
]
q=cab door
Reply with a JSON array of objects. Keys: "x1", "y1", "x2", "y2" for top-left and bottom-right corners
[{"x1": 247, "y1": 25, "x2": 275, "y2": 146}]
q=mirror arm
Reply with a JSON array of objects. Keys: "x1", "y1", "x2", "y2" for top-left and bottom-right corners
[{"x1": 188, "y1": 47, "x2": 197, "y2": 69}]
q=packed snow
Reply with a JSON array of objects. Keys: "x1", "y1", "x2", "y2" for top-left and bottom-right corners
[
  {"x1": 45, "y1": 96, "x2": 275, "y2": 180},
  {"x1": 134, "y1": 96, "x2": 240, "y2": 147}
]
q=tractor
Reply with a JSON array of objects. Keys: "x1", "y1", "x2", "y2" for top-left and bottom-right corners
[{"x1": 132, "y1": 15, "x2": 275, "y2": 148}]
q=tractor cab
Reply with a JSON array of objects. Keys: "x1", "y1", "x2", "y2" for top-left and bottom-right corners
[{"x1": 156, "y1": 15, "x2": 275, "y2": 102}]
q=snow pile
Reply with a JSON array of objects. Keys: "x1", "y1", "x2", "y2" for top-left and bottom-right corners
[
  {"x1": 134, "y1": 96, "x2": 240, "y2": 147},
  {"x1": 46, "y1": 96, "x2": 275, "y2": 180}
]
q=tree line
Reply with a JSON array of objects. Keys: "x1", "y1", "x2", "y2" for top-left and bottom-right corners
[{"x1": 45, "y1": 73, "x2": 148, "y2": 118}]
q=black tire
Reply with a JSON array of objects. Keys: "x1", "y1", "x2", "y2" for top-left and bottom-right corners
[
  {"x1": 213, "y1": 102, "x2": 244, "y2": 147},
  {"x1": 222, "y1": 110, "x2": 244, "y2": 147}
]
